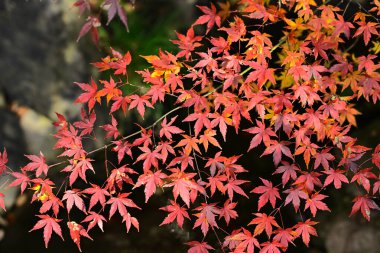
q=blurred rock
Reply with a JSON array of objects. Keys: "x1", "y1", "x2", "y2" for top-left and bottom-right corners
[{"x1": 326, "y1": 218, "x2": 380, "y2": 253}]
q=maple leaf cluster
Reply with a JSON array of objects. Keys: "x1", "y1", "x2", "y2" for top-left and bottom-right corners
[
  {"x1": 74, "y1": 0, "x2": 132, "y2": 46},
  {"x1": 1, "y1": 0, "x2": 380, "y2": 252}
]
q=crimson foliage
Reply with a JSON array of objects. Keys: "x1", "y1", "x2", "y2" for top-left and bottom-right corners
[{"x1": 1, "y1": 0, "x2": 380, "y2": 252}]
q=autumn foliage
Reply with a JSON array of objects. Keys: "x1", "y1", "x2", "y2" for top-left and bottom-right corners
[{"x1": 2, "y1": 0, "x2": 380, "y2": 252}]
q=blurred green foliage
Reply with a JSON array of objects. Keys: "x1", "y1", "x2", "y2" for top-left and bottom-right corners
[{"x1": 99, "y1": 0, "x2": 195, "y2": 86}]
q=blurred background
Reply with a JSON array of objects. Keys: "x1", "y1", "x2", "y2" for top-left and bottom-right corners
[{"x1": 0, "y1": 0, "x2": 379, "y2": 253}]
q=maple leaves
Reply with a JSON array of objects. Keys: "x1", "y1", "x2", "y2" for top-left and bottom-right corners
[
  {"x1": 0, "y1": 192, "x2": 5, "y2": 211},
  {"x1": 107, "y1": 192, "x2": 140, "y2": 219},
  {"x1": 252, "y1": 178, "x2": 281, "y2": 211},
  {"x1": 24, "y1": 152, "x2": 49, "y2": 177},
  {"x1": 194, "y1": 4, "x2": 221, "y2": 34},
  {"x1": 75, "y1": 79, "x2": 98, "y2": 112},
  {"x1": 2, "y1": 1, "x2": 380, "y2": 252},
  {"x1": 67, "y1": 221, "x2": 93, "y2": 252},
  {"x1": 187, "y1": 241, "x2": 214, "y2": 253},
  {"x1": 75, "y1": 0, "x2": 130, "y2": 46},
  {"x1": 350, "y1": 195, "x2": 380, "y2": 221},
  {"x1": 193, "y1": 203, "x2": 221, "y2": 236},
  {"x1": 160, "y1": 200, "x2": 190, "y2": 229},
  {"x1": 62, "y1": 190, "x2": 86, "y2": 214},
  {"x1": 0, "y1": 148, "x2": 8, "y2": 175},
  {"x1": 249, "y1": 213, "x2": 279, "y2": 238},
  {"x1": 160, "y1": 116, "x2": 184, "y2": 140},
  {"x1": 294, "y1": 219, "x2": 318, "y2": 247},
  {"x1": 30, "y1": 215, "x2": 64, "y2": 248}
]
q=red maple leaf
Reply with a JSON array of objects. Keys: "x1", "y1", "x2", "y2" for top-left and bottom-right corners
[
  {"x1": 293, "y1": 172, "x2": 322, "y2": 193},
  {"x1": 112, "y1": 140, "x2": 133, "y2": 164},
  {"x1": 205, "y1": 151, "x2": 226, "y2": 177},
  {"x1": 106, "y1": 165, "x2": 136, "y2": 193},
  {"x1": 146, "y1": 83, "x2": 166, "y2": 104},
  {"x1": 293, "y1": 83, "x2": 321, "y2": 106},
  {"x1": 220, "y1": 16, "x2": 247, "y2": 42},
  {"x1": 207, "y1": 175, "x2": 227, "y2": 196},
  {"x1": 109, "y1": 49, "x2": 132, "y2": 75},
  {"x1": 350, "y1": 195, "x2": 380, "y2": 221},
  {"x1": 156, "y1": 141, "x2": 176, "y2": 163},
  {"x1": 323, "y1": 169, "x2": 349, "y2": 189},
  {"x1": 287, "y1": 65, "x2": 309, "y2": 83},
  {"x1": 29, "y1": 215, "x2": 64, "y2": 248},
  {"x1": 219, "y1": 200, "x2": 238, "y2": 225},
  {"x1": 129, "y1": 95, "x2": 154, "y2": 118},
  {"x1": 39, "y1": 195, "x2": 64, "y2": 217},
  {"x1": 67, "y1": 221, "x2": 93, "y2": 252},
  {"x1": 193, "y1": 203, "x2": 221, "y2": 236},
  {"x1": 245, "y1": 61, "x2": 275, "y2": 88},
  {"x1": 332, "y1": 14, "x2": 354, "y2": 38},
  {"x1": 284, "y1": 187, "x2": 308, "y2": 212},
  {"x1": 233, "y1": 228, "x2": 261, "y2": 253},
  {"x1": 225, "y1": 179, "x2": 249, "y2": 201},
  {"x1": 75, "y1": 79, "x2": 98, "y2": 112},
  {"x1": 304, "y1": 193, "x2": 330, "y2": 217},
  {"x1": 313, "y1": 148, "x2": 334, "y2": 170},
  {"x1": 166, "y1": 73, "x2": 184, "y2": 92},
  {"x1": 167, "y1": 151, "x2": 195, "y2": 171},
  {"x1": 273, "y1": 228, "x2": 295, "y2": 250},
  {"x1": 97, "y1": 77, "x2": 122, "y2": 104},
  {"x1": 194, "y1": 50, "x2": 218, "y2": 72},
  {"x1": 82, "y1": 184, "x2": 110, "y2": 210},
  {"x1": 183, "y1": 112, "x2": 212, "y2": 137},
  {"x1": 160, "y1": 116, "x2": 184, "y2": 140},
  {"x1": 294, "y1": 219, "x2": 318, "y2": 247},
  {"x1": 0, "y1": 192, "x2": 6, "y2": 211},
  {"x1": 261, "y1": 140, "x2": 293, "y2": 167},
  {"x1": 77, "y1": 16, "x2": 100, "y2": 46},
  {"x1": 194, "y1": 3, "x2": 221, "y2": 33},
  {"x1": 244, "y1": 120, "x2": 276, "y2": 150},
  {"x1": 199, "y1": 129, "x2": 221, "y2": 151},
  {"x1": 24, "y1": 152, "x2": 49, "y2": 177},
  {"x1": 373, "y1": 177, "x2": 380, "y2": 195},
  {"x1": 122, "y1": 212, "x2": 140, "y2": 232},
  {"x1": 166, "y1": 168, "x2": 202, "y2": 207},
  {"x1": 273, "y1": 161, "x2": 299, "y2": 186},
  {"x1": 111, "y1": 95, "x2": 131, "y2": 114},
  {"x1": 106, "y1": 193, "x2": 141, "y2": 219},
  {"x1": 249, "y1": 213, "x2": 280, "y2": 238},
  {"x1": 350, "y1": 168, "x2": 376, "y2": 193},
  {"x1": 310, "y1": 36, "x2": 334, "y2": 60},
  {"x1": 0, "y1": 148, "x2": 8, "y2": 175},
  {"x1": 61, "y1": 157, "x2": 95, "y2": 186},
  {"x1": 103, "y1": 0, "x2": 129, "y2": 30},
  {"x1": 81, "y1": 211, "x2": 107, "y2": 232},
  {"x1": 251, "y1": 178, "x2": 281, "y2": 210},
  {"x1": 8, "y1": 171, "x2": 30, "y2": 194},
  {"x1": 187, "y1": 241, "x2": 214, "y2": 253},
  {"x1": 353, "y1": 21, "x2": 379, "y2": 45},
  {"x1": 62, "y1": 190, "x2": 86, "y2": 214},
  {"x1": 159, "y1": 200, "x2": 190, "y2": 229},
  {"x1": 210, "y1": 112, "x2": 232, "y2": 141},
  {"x1": 101, "y1": 116, "x2": 120, "y2": 139},
  {"x1": 135, "y1": 146, "x2": 163, "y2": 172},
  {"x1": 172, "y1": 27, "x2": 203, "y2": 60},
  {"x1": 175, "y1": 135, "x2": 201, "y2": 156},
  {"x1": 73, "y1": 0, "x2": 90, "y2": 16},
  {"x1": 134, "y1": 170, "x2": 167, "y2": 202},
  {"x1": 259, "y1": 241, "x2": 282, "y2": 253},
  {"x1": 73, "y1": 109, "x2": 96, "y2": 137}
]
